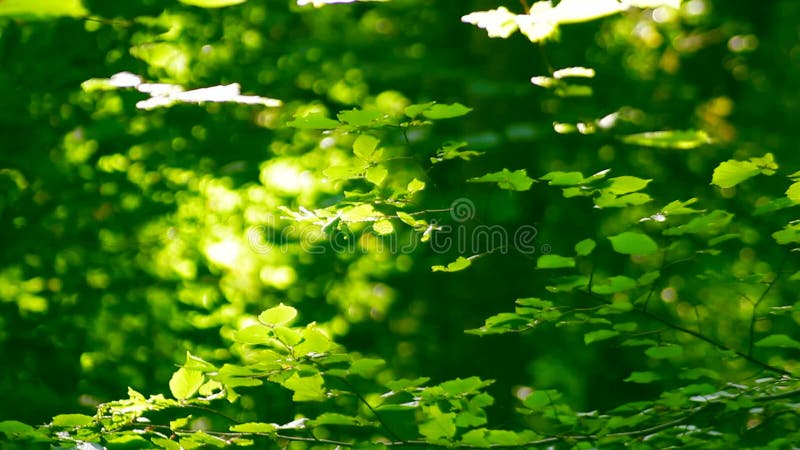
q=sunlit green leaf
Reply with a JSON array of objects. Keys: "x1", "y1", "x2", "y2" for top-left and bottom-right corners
[
  {"x1": 51, "y1": 414, "x2": 93, "y2": 427},
  {"x1": 373, "y1": 220, "x2": 394, "y2": 235},
  {"x1": 608, "y1": 231, "x2": 658, "y2": 255},
  {"x1": 230, "y1": 422, "x2": 277, "y2": 433},
  {"x1": 536, "y1": 254, "x2": 575, "y2": 269},
  {"x1": 341, "y1": 204, "x2": 379, "y2": 222},
  {"x1": 430, "y1": 141, "x2": 484, "y2": 164},
  {"x1": 0, "y1": 0, "x2": 88, "y2": 17},
  {"x1": 366, "y1": 165, "x2": 388, "y2": 185},
  {"x1": 353, "y1": 134, "x2": 380, "y2": 160},
  {"x1": 540, "y1": 171, "x2": 584, "y2": 186},
  {"x1": 432, "y1": 257, "x2": 472, "y2": 272},
  {"x1": 419, "y1": 413, "x2": 456, "y2": 441},
  {"x1": 711, "y1": 160, "x2": 761, "y2": 189},
  {"x1": 468, "y1": 168, "x2": 534, "y2": 191},
  {"x1": 179, "y1": 0, "x2": 246, "y2": 7},
  {"x1": 338, "y1": 108, "x2": 384, "y2": 127},
  {"x1": 407, "y1": 178, "x2": 426, "y2": 193},
  {"x1": 423, "y1": 103, "x2": 473, "y2": 119},
  {"x1": 602, "y1": 176, "x2": 651, "y2": 195},
  {"x1": 259, "y1": 303, "x2": 298, "y2": 326},
  {"x1": 284, "y1": 372, "x2": 326, "y2": 401},
  {"x1": 404, "y1": 102, "x2": 436, "y2": 118},
  {"x1": 169, "y1": 368, "x2": 204, "y2": 400},
  {"x1": 620, "y1": 130, "x2": 711, "y2": 149},
  {"x1": 349, "y1": 358, "x2": 386, "y2": 378}
]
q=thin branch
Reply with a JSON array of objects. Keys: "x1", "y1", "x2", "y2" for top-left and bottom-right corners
[
  {"x1": 337, "y1": 377, "x2": 404, "y2": 443},
  {"x1": 579, "y1": 289, "x2": 793, "y2": 377},
  {"x1": 748, "y1": 253, "x2": 788, "y2": 356},
  {"x1": 519, "y1": 0, "x2": 531, "y2": 14}
]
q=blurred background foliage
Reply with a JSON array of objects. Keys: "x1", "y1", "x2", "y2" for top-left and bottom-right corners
[{"x1": 1, "y1": 0, "x2": 799, "y2": 433}]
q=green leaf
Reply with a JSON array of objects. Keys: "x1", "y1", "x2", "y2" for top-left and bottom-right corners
[
  {"x1": 754, "y1": 334, "x2": 800, "y2": 350},
  {"x1": 584, "y1": 329, "x2": 619, "y2": 344},
  {"x1": 422, "y1": 103, "x2": 472, "y2": 119},
  {"x1": 523, "y1": 390, "x2": 558, "y2": 408},
  {"x1": 341, "y1": 204, "x2": 379, "y2": 222},
  {"x1": 259, "y1": 303, "x2": 298, "y2": 326},
  {"x1": 312, "y1": 413, "x2": 367, "y2": 426},
  {"x1": 0, "y1": 420, "x2": 34, "y2": 435},
  {"x1": 373, "y1": 220, "x2": 394, "y2": 235},
  {"x1": 591, "y1": 276, "x2": 637, "y2": 294},
  {"x1": 620, "y1": 130, "x2": 711, "y2": 149},
  {"x1": 660, "y1": 198, "x2": 703, "y2": 216},
  {"x1": 178, "y1": 0, "x2": 246, "y2": 7},
  {"x1": 540, "y1": 171, "x2": 585, "y2": 186},
  {"x1": 152, "y1": 437, "x2": 182, "y2": 450},
  {"x1": 468, "y1": 169, "x2": 534, "y2": 191},
  {"x1": 602, "y1": 176, "x2": 651, "y2": 195},
  {"x1": 536, "y1": 254, "x2": 575, "y2": 269},
  {"x1": 645, "y1": 345, "x2": 684, "y2": 359},
  {"x1": 230, "y1": 422, "x2": 277, "y2": 433},
  {"x1": 0, "y1": 0, "x2": 88, "y2": 17},
  {"x1": 337, "y1": 108, "x2": 384, "y2": 127},
  {"x1": 353, "y1": 134, "x2": 380, "y2": 160},
  {"x1": 169, "y1": 368, "x2": 204, "y2": 400},
  {"x1": 773, "y1": 223, "x2": 800, "y2": 245},
  {"x1": 439, "y1": 377, "x2": 492, "y2": 396},
  {"x1": 404, "y1": 102, "x2": 436, "y2": 118},
  {"x1": 485, "y1": 430, "x2": 528, "y2": 446},
  {"x1": 419, "y1": 413, "x2": 457, "y2": 441},
  {"x1": 432, "y1": 257, "x2": 472, "y2": 272},
  {"x1": 663, "y1": 210, "x2": 734, "y2": 236},
  {"x1": 608, "y1": 231, "x2": 658, "y2": 255},
  {"x1": 407, "y1": 178, "x2": 426, "y2": 193},
  {"x1": 711, "y1": 160, "x2": 761, "y2": 188},
  {"x1": 624, "y1": 371, "x2": 662, "y2": 383},
  {"x1": 365, "y1": 165, "x2": 388, "y2": 185},
  {"x1": 787, "y1": 182, "x2": 800, "y2": 203},
  {"x1": 754, "y1": 197, "x2": 795, "y2": 215},
  {"x1": 574, "y1": 239, "x2": 596, "y2": 256},
  {"x1": 51, "y1": 414, "x2": 94, "y2": 427},
  {"x1": 349, "y1": 358, "x2": 386, "y2": 378},
  {"x1": 284, "y1": 372, "x2": 326, "y2": 401},
  {"x1": 594, "y1": 192, "x2": 653, "y2": 208},
  {"x1": 236, "y1": 324, "x2": 271, "y2": 344},
  {"x1": 287, "y1": 113, "x2": 340, "y2": 129},
  {"x1": 430, "y1": 141, "x2": 484, "y2": 164},
  {"x1": 183, "y1": 352, "x2": 217, "y2": 372}
]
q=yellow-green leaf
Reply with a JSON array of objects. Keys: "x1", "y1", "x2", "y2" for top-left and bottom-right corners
[
  {"x1": 259, "y1": 303, "x2": 298, "y2": 326},
  {"x1": 178, "y1": 0, "x2": 246, "y2": 8},
  {"x1": 169, "y1": 368, "x2": 205, "y2": 400}
]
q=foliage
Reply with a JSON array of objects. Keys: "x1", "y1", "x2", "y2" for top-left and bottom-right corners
[{"x1": 1, "y1": 0, "x2": 800, "y2": 449}]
